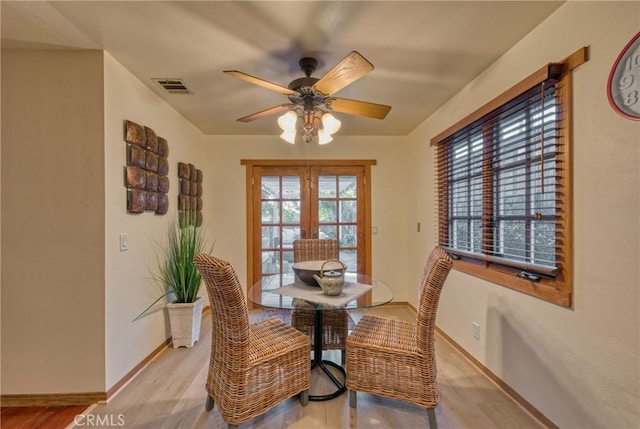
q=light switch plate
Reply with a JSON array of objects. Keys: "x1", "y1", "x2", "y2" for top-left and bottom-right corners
[{"x1": 119, "y1": 233, "x2": 129, "y2": 251}]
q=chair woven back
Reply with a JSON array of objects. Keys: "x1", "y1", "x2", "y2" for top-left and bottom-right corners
[
  {"x1": 293, "y1": 239, "x2": 339, "y2": 262},
  {"x1": 193, "y1": 254, "x2": 250, "y2": 370},
  {"x1": 415, "y1": 247, "x2": 453, "y2": 353},
  {"x1": 195, "y1": 254, "x2": 312, "y2": 426},
  {"x1": 291, "y1": 239, "x2": 347, "y2": 354}
]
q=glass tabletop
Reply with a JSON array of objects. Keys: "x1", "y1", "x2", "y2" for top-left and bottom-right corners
[{"x1": 248, "y1": 272, "x2": 393, "y2": 311}]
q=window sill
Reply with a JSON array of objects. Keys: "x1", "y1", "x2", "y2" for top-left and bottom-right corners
[{"x1": 452, "y1": 258, "x2": 572, "y2": 308}]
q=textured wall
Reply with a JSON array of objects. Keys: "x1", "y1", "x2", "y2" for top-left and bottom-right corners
[
  {"x1": 1, "y1": 50, "x2": 106, "y2": 393},
  {"x1": 406, "y1": 2, "x2": 640, "y2": 428}
]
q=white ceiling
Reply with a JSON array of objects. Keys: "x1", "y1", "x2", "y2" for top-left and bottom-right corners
[{"x1": 1, "y1": 1, "x2": 564, "y2": 137}]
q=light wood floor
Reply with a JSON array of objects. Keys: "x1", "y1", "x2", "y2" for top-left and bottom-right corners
[{"x1": 76, "y1": 307, "x2": 545, "y2": 429}]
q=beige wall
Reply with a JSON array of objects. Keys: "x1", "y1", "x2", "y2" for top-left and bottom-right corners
[
  {"x1": 406, "y1": 2, "x2": 640, "y2": 428},
  {"x1": 0, "y1": 49, "x2": 210, "y2": 395},
  {"x1": 1, "y1": 50, "x2": 106, "y2": 393},
  {"x1": 103, "y1": 52, "x2": 208, "y2": 389}
]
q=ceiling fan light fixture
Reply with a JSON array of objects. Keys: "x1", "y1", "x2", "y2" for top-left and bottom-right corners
[
  {"x1": 322, "y1": 113, "x2": 341, "y2": 135},
  {"x1": 277, "y1": 110, "x2": 298, "y2": 132},
  {"x1": 317, "y1": 129, "x2": 333, "y2": 145},
  {"x1": 277, "y1": 109, "x2": 341, "y2": 144},
  {"x1": 280, "y1": 130, "x2": 297, "y2": 144},
  {"x1": 302, "y1": 109, "x2": 316, "y2": 130}
]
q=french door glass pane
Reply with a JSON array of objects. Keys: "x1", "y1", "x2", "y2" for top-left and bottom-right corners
[
  {"x1": 262, "y1": 250, "x2": 280, "y2": 274},
  {"x1": 283, "y1": 250, "x2": 294, "y2": 273},
  {"x1": 261, "y1": 226, "x2": 279, "y2": 248},
  {"x1": 339, "y1": 176, "x2": 357, "y2": 197},
  {"x1": 340, "y1": 225, "x2": 357, "y2": 247},
  {"x1": 319, "y1": 225, "x2": 337, "y2": 239},
  {"x1": 261, "y1": 201, "x2": 279, "y2": 223},
  {"x1": 282, "y1": 201, "x2": 300, "y2": 222},
  {"x1": 261, "y1": 175, "x2": 301, "y2": 276},
  {"x1": 318, "y1": 176, "x2": 337, "y2": 197},
  {"x1": 339, "y1": 250, "x2": 357, "y2": 273},
  {"x1": 281, "y1": 226, "x2": 300, "y2": 246},
  {"x1": 319, "y1": 200, "x2": 337, "y2": 222},
  {"x1": 319, "y1": 174, "x2": 358, "y2": 272},
  {"x1": 339, "y1": 200, "x2": 356, "y2": 222},
  {"x1": 282, "y1": 176, "x2": 301, "y2": 199},
  {"x1": 262, "y1": 176, "x2": 280, "y2": 198}
]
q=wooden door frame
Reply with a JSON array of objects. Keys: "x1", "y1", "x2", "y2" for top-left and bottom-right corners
[
  {"x1": 247, "y1": 165, "x2": 310, "y2": 286},
  {"x1": 241, "y1": 159, "x2": 376, "y2": 294}
]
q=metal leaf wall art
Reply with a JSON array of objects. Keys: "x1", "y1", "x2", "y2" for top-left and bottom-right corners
[
  {"x1": 124, "y1": 120, "x2": 170, "y2": 214},
  {"x1": 177, "y1": 162, "x2": 203, "y2": 226}
]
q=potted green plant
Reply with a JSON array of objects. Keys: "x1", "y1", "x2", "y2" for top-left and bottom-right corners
[{"x1": 142, "y1": 210, "x2": 211, "y2": 348}]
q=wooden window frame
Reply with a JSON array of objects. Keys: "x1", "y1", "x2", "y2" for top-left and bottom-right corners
[{"x1": 431, "y1": 47, "x2": 588, "y2": 308}]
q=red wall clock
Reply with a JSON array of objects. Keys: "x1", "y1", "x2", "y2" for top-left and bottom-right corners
[{"x1": 607, "y1": 31, "x2": 640, "y2": 120}]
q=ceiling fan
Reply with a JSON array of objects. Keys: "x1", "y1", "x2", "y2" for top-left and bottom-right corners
[{"x1": 224, "y1": 51, "x2": 391, "y2": 143}]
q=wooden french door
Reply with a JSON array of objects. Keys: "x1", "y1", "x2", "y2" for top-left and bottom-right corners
[{"x1": 243, "y1": 160, "x2": 374, "y2": 293}]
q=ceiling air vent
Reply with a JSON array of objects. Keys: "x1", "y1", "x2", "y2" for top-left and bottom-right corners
[{"x1": 152, "y1": 78, "x2": 191, "y2": 94}]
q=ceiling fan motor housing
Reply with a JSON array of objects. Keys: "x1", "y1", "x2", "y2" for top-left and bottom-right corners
[
  {"x1": 287, "y1": 77, "x2": 319, "y2": 92},
  {"x1": 287, "y1": 76, "x2": 328, "y2": 113},
  {"x1": 287, "y1": 57, "x2": 328, "y2": 109},
  {"x1": 299, "y1": 57, "x2": 318, "y2": 77}
]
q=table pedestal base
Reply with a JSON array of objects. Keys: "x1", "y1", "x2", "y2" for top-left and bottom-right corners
[
  {"x1": 309, "y1": 360, "x2": 346, "y2": 401},
  {"x1": 309, "y1": 311, "x2": 347, "y2": 402}
]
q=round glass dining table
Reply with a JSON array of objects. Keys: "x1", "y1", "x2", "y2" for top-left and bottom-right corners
[{"x1": 248, "y1": 272, "x2": 393, "y2": 401}]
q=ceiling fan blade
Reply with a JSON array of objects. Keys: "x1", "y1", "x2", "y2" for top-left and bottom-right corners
[
  {"x1": 314, "y1": 51, "x2": 374, "y2": 96},
  {"x1": 224, "y1": 70, "x2": 299, "y2": 96},
  {"x1": 327, "y1": 98, "x2": 391, "y2": 120},
  {"x1": 237, "y1": 104, "x2": 293, "y2": 122}
]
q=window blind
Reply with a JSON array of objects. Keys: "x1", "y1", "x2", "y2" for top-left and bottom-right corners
[{"x1": 435, "y1": 76, "x2": 567, "y2": 277}]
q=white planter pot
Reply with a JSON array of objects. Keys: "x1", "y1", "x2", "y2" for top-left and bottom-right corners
[{"x1": 166, "y1": 296, "x2": 204, "y2": 348}]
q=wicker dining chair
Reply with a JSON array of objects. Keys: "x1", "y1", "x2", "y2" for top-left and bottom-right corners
[
  {"x1": 346, "y1": 247, "x2": 453, "y2": 429},
  {"x1": 291, "y1": 239, "x2": 350, "y2": 363},
  {"x1": 193, "y1": 254, "x2": 311, "y2": 429}
]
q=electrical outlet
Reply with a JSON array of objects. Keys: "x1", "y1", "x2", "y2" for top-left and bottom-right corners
[{"x1": 472, "y1": 322, "x2": 480, "y2": 340}]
